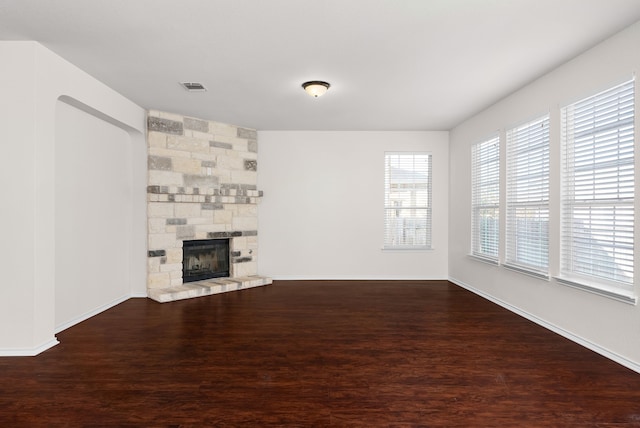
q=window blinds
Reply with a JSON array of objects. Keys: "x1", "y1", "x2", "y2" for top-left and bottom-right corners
[
  {"x1": 561, "y1": 79, "x2": 635, "y2": 287},
  {"x1": 505, "y1": 116, "x2": 550, "y2": 276},
  {"x1": 384, "y1": 152, "x2": 432, "y2": 249},
  {"x1": 471, "y1": 136, "x2": 500, "y2": 260}
]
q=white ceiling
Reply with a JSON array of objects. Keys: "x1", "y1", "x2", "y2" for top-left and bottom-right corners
[{"x1": 2, "y1": 0, "x2": 640, "y2": 131}]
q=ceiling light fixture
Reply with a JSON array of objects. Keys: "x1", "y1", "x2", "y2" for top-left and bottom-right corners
[{"x1": 302, "y1": 80, "x2": 330, "y2": 97}]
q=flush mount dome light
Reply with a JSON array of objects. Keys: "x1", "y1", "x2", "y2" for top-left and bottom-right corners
[{"x1": 302, "y1": 80, "x2": 330, "y2": 97}]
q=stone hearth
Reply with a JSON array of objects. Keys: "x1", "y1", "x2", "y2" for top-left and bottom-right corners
[{"x1": 148, "y1": 275, "x2": 271, "y2": 303}]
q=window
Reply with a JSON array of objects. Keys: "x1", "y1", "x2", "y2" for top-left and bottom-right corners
[
  {"x1": 384, "y1": 152, "x2": 432, "y2": 249},
  {"x1": 560, "y1": 79, "x2": 635, "y2": 296},
  {"x1": 505, "y1": 115, "x2": 550, "y2": 276},
  {"x1": 471, "y1": 136, "x2": 500, "y2": 261}
]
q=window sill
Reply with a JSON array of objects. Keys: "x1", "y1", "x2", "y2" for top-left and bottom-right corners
[
  {"x1": 503, "y1": 263, "x2": 549, "y2": 281},
  {"x1": 554, "y1": 276, "x2": 637, "y2": 305},
  {"x1": 468, "y1": 254, "x2": 499, "y2": 265},
  {"x1": 382, "y1": 246, "x2": 433, "y2": 252}
]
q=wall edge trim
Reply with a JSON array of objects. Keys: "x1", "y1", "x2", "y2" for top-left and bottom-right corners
[
  {"x1": 54, "y1": 294, "x2": 131, "y2": 334},
  {"x1": 0, "y1": 338, "x2": 59, "y2": 357},
  {"x1": 449, "y1": 276, "x2": 640, "y2": 375}
]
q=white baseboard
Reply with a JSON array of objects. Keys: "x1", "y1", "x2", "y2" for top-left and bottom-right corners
[
  {"x1": 267, "y1": 276, "x2": 448, "y2": 281},
  {"x1": 449, "y1": 276, "x2": 640, "y2": 375},
  {"x1": 130, "y1": 292, "x2": 148, "y2": 298},
  {"x1": 55, "y1": 293, "x2": 131, "y2": 334},
  {"x1": 0, "y1": 337, "x2": 60, "y2": 357}
]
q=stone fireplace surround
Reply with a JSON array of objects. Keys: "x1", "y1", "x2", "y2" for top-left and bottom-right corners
[{"x1": 146, "y1": 110, "x2": 271, "y2": 302}]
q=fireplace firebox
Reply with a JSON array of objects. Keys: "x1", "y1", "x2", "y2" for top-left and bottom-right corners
[{"x1": 182, "y1": 239, "x2": 230, "y2": 283}]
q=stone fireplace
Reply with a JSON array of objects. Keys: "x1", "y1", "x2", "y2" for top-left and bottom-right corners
[{"x1": 146, "y1": 110, "x2": 271, "y2": 302}]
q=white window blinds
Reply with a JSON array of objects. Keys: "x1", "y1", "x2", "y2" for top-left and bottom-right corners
[
  {"x1": 561, "y1": 79, "x2": 635, "y2": 288},
  {"x1": 471, "y1": 136, "x2": 500, "y2": 261},
  {"x1": 384, "y1": 152, "x2": 432, "y2": 249},
  {"x1": 505, "y1": 115, "x2": 550, "y2": 276}
]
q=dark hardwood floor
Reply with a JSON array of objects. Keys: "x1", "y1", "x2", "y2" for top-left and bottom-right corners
[{"x1": 2, "y1": 280, "x2": 640, "y2": 427}]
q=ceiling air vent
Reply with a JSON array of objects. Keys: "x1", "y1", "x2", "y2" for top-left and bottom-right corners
[{"x1": 180, "y1": 82, "x2": 207, "y2": 92}]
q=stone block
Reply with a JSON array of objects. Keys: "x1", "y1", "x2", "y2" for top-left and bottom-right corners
[
  {"x1": 149, "y1": 146, "x2": 192, "y2": 159},
  {"x1": 213, "y1": 210, "x2": 233, "y2": 224},
  {"x1": 210, "y1": 121, "x2": 237, "y2": 137},
  {"x1": 166, "y1": 248, "x2": 183, "y2": 264},
  {"x1": 149, "y1": 233, "x2": 179, "y2": 250},
  {"x1": 167, "y1": 136, "x2": 210, "y2": 154},
  {"x1": 166, "y1": 218, "x2": 187, "y2": 225},
  {"x1": 231, "y1": 170, "x2": 257, "y2": 185},
  {"x1": 210, "y1": 140, "x2": 233, "y2": 150},
  {"x1": 160, "y1": 263, "x2": 183, "y2": 273},
  {"x1": 244, "y1": 159, "x2": 257, "y2": 171},
  {"x1": 232, "y1": 236, "x2": 247, "y2": 251},
  {"x1": 148, "y1": 202, "x2": 174, "y2": 218},
  {"x1": 184, "y1": 117, "x2": 209, "y2": 133},
  {"x1": 176, "y1": 225, "x2": 195, "y2": 239},
  {"x1": 189, "y1": 215, "x2": 213, "y2": 225},
  {"x1": 232, "y1": 261, "x2": 258, "y2": 277},
  {"x1": 202, "y1": 202, "x2": 224, "y2": 210},
  {"x1": 149, "y1": 170, "x2": 184, "y2": 187},
  {"x1": 169, "y1": 269, "x2": 183, "y2": 279},
  {"x1": 148, "y1": 257, "x2": 161, "y2": 273},
  {"x1": 237, "y1": 127, "x2": 257, "y2": 140},
  {"x1": 175, "y1": 203, "x2": 201, "y2": 218},
  {"x1": 213, "y1": 134, "x2": 246, "y2": 149},
  {"x1": 184, "y1": 129, "x2": 213, "y2": 140},
  {"x1": 237, "y1": 205, "x2": 257, "y2": 217},
  {"x1": 172, "y1": 157, "x2": 202, "y2": 174},
  {"x1": 148, "y1": 249, "x2": 166, "y2": 257},
  {"x1": 184, "y1": 174, "x2": 219, "y2": 188},
  {"x1": 198, "y1": 224, "x2": 227, "y2": 234},
  {"x1": 148, "y1": 218, "x2": 167, "y2": 234},
  {"x1": 148, "y1": 272, "x2": 171, "y2": 289},
  {"x1": 189, "y1": 149, "x2": 215, "y2": 160},
  {"x1": 148, "y1": 131, "x2": 167, "y2": 148},
  {"x1": 248, "y1": 139, "x2": 258, "y2": 153},
  {"x1": 148, "y1": 116, "x2": 183, "y2": 135},
  {"x1": 247, "y1": 236, "x2": 258, "y2": 248},
  {"x1": 148, "y1": 155, "x2": 173, "y2": 171}
]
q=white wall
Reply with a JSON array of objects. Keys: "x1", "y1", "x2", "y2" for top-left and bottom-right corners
[
  {"x1": 54, "y1": 101, "x2": 135, "y2": 330},
  {"x1": 0, "y1": 42, "x2": 147, "y2": 355},
  {"x1": 257, "y1": 131, "x2": 449, "y2": 279},
  {"x1": 449, "y1": 21, "x2": 640, "y2": 371},
  {"x1": 0, "y1": 42, "x2": 38, "y2": 350}
]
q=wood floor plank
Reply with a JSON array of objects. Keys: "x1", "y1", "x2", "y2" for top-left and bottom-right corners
[{"x1": 1, "y1": 280, "x2": 640, "y2": 426}]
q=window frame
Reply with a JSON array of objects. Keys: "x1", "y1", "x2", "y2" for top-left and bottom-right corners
[
  {"x1": 470, "y1": 135, "x2": 500, "y2": 263},
  {"x1": 383, "y1": 152, "x2": 432, "y2": 250},
  {"x1": 504, "y1": 115, "x2": 550, "y2": 278},
  {"x1": 558, "y1": 78, "x2": 636, "y2": 302}
]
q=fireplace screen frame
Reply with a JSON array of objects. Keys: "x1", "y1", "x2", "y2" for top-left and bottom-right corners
[{"x1": 182, "y1": 238, "x2": 230, "y2": 283}]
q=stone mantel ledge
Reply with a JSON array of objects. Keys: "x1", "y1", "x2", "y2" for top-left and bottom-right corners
[{"x1": 148, "y1": 275, "x2": 272, "y2": 303}]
